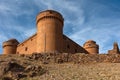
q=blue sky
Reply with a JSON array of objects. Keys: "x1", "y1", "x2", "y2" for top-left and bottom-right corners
[{"x1": 0, "y1": 0, "x2": 120, "y2": 53}]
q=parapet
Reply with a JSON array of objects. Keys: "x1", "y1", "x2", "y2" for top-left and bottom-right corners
[
  {"x1": 108, "y1": 42, "x2": 120, "y2": 54},
  {"x1": 2, "y1": 38, "x2": 19, "y2": 54},
  {"x1": 2, "y1": 39, "x2": 19, "y2": 48},
  {"x1": 83, "y1": 40, "x2": 98, "y2": 49},
  {"x1": 83, "y1": 40, "x2": 99, "y2": 54},
  {"x1": 36, "y1": 10, "x2": 64, "y2": 25}
]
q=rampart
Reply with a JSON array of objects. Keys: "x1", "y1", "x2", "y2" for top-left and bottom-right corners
[{"x1": 17, "y1": 34, "x2": 37, "y2": 54}]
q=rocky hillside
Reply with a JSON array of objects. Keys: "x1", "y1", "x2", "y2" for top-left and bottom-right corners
[{"x1": 1, "y1": 53, "x2": 120, "y2": 80}]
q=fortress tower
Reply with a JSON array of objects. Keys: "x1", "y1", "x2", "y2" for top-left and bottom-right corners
[
  {"x1": 2, "y1": 39, "x2": 19, "y2": 54},
  {"x1": 83, "y1": 40, "x2": 99, "y2": 54},
  {"x1": 2, "y1": 10, "x2": 92, "y2": 54},
  {"x1": 108, "y1": 42, "x2": 120, "y2": 54},
  {"x1": 36, "y1": 10, "x2": 64, "y2": 53}
]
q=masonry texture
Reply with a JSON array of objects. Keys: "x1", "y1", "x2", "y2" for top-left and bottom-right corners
[
  {"x1": 108, "y1": 42, "x2": 120, "y2": 54},
  {"x1": 2, "y1": 10, "x2": 112, "y2": 55},
  {"x1": 83, "y1": 40, "x2": 99, "y2": 54}
]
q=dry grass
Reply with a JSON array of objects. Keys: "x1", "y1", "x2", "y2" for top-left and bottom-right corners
[
  {"x1": 1, "y1": 54, "x2": 120, "y2": 80},
  {"x1": 24, "y1": 63, "x2": 120, "y2": 80}
]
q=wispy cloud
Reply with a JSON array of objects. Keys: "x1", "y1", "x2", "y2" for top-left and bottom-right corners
[
  {"x1": 69, "y1": 19, "x2": 120, "y2": 53},
  {"x1": 0, "y1": 34, "x2": 8, "y2": 53},
  {"x1": 0, "y1": 0, "x2": 120, "y2": 54}
]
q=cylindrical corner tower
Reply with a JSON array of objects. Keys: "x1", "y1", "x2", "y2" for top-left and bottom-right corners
[
  {"x1": 36, "y1": 10, "x2": 64, "y2": 53},
  {"x1": 2, "y1": 39, "x2": 19, "y2": 54},
  {"x1": 83, "y1": 40, "x2": 99, "y2": 54}
]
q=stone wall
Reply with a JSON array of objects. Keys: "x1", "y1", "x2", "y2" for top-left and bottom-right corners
[
  {"x1": 2, "y1": 10, "x2": 91, "y2": 54},
  {"x1": 16, "y1": 34, "x2": 88, "y2": 54},
  {"x1": 17, "y1": 34, "x2": 37, "y2": 54},
  {"x1": 63, "y1": 35, "x2": 88, "y2": 53}
]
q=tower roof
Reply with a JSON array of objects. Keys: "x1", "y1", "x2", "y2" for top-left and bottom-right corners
[
  {"x1": 2, "y1": 38, "x2": 19, "y2": 48},
  {"x1": 3, "y1": 38, "x2": 19, "y2": 43},
  {"x1": 7, "y1": 38, "x2": 18, "y2": 42},
  {"x1": 36, "y1": 10, "x2": 64, "y2": 24},
  {"x1": 83, "y1": 40, "x2": 99, "y2": 48},
  {"x1": 85, "y1": 40, "x2": 96, "y2": 43},
  {"x1": 39, "y1": 10, "x2": 63, "y2": 16}
]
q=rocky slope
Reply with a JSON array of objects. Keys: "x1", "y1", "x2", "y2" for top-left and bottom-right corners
[{"x1": 1, "y1": 53, "x2": 120, "y2": 80}]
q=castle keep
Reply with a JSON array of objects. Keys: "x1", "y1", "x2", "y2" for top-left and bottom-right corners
[{"x1": 2, "y1": 10, "x2": 101, "y2": 54}]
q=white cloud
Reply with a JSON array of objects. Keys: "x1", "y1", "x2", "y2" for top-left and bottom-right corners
[
  {"x1": 0, "y1": 34, "x2": 9, "y2": 54},
  {"x1": 24, "y1": 28, "x2": 36, "y2": 38},
  {"x1": 0, "y1": 0, "x2": 120, "y2": 54},
  {"x1": 69, "y1": 20, "x2": 120, "y2": 53},
  {"x1": 0, "y1": 0, "x2": 35, "y2": 17}
]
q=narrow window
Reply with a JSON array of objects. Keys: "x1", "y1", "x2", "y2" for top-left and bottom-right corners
[
  {"x1": 49, "y1": 11, "x2": 52, "y2": 14},
  {"x1": 75, "y1": 49, "x2": 77, "y2": 53},
  {"x1": 67, "y1": 44, "x2": 70, "y2": 49},
  {"x1": 25, "y1": 47, "x2": 28, "y2": 51},
  {"x1": 12, "y1": 41, "x2": 15, "y2": 44}
]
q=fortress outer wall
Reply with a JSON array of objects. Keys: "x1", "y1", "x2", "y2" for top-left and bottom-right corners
[
  {"x1": 3, "y1": 10, "x2": 92, "y2": 54},
  {"x1": 16, "y1": 34, "x2": 37, "y2": 54}
]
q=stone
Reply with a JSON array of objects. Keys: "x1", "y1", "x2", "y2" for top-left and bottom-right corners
[
  {"x1": 0, "y1": 61, "x2": 24, "y2": 77},
  {"x1": 1, "y1": 77, "x2": 13, "y2": 80},
  {"x1": 25, "y1": 65, "x2": 42, "y2": 72},
  {"x1": 28, "y1": 72, "x2": 37, "y2": 77},
  {"x1": 12, "y1": 72, "x2": 27, "y2": 80},
  {"x1": 57, "y1": 58, "x2": 63, "y2": 64}
]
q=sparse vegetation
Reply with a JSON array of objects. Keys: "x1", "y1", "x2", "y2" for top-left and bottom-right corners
[{"x1": 1, "y1": 53, "x2": 120, "y2": 80}]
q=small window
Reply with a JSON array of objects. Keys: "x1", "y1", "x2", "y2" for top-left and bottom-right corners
[
  {"x1": 75, "y1": 49, "x2": 77, "y2": 53},
  {"x1": 49, "y1": 11, "x2": 53, "y2": 14},
  {"x1": 12, "y1": 41, "x2": 15, "y2": 44},
  {"x1": 31, "y1": 38, "x2": 33, "y2": 41},
  {"x1": 25, "y1": 47, "x2": 28, "y2": 51},
  {"x1": 67, "y1": 44, "x2": 70, "y2": 49}
]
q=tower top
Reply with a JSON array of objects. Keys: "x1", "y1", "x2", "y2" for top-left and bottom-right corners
[
  {"x1": 113, "y1": 42, "x2": 119, "y2": 50},
  {"x1": 83, "y1": 40, "x2": 98, "y2": 48},
  {"x1": 36, "y1": 10, "x2": 64, "y2": 24},
  {"x1": 83, "y1": 40, "x2": 99, "y2": 54},
  {"x1": 39, "y1": 10, "x2": 63, "y2": 17},
  {"x1": 108, "y1": 42, "x2": 120, "y2": 54},
  {"x1": 85, "y1": 40, "x2": 96, "y2": 43},
  {"x1": 2, "y1": 38, "x2": 19, "y2": 48}
]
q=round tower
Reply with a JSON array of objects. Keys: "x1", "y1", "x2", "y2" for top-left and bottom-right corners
[
  {"x1": 83, "y1": 40, "x2": 99, "y2": 54},
  {"x1": 36, "y1": 10, "x2": 64, "y2": 53},
  {"x1": 2, "y1": 39, "x2": 19, "y2": 54}
]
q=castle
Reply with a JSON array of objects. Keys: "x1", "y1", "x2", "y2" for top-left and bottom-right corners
[{"x1": 2, "y1": 10, "x2": 120, "y2": 54}]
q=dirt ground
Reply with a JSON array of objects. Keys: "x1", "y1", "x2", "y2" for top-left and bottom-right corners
[
  {"x1": 34, "y1": 63, "x2": 120, "y2": 80},
  {"x1": 1, "y1": 54, "x2": 120, "y2": 80}
]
